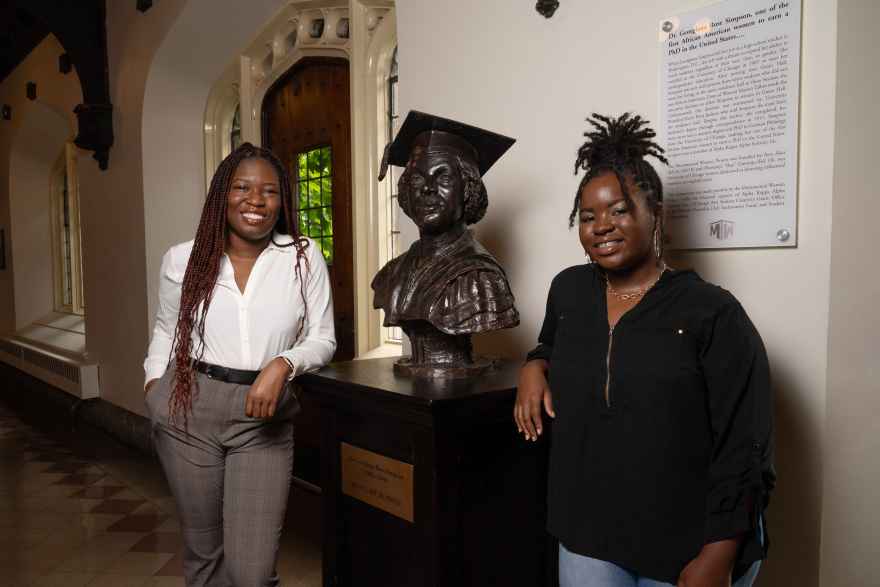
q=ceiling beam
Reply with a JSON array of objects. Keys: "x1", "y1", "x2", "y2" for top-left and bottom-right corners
[{"x1": 7, "y1": 0, "x2": 113, "y2": 170}]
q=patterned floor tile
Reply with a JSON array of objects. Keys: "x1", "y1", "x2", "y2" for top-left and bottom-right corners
[
  {"x1": 85, "y1": 573, "x2": 151, "y2": 587},
  {"x1": 130, "y1": 501, "x2": 163, "y2": 516},
  {"x1": 92, "y1": 476, "x2": 124, "y2": 487},
  {"x1": 152, "y1": 518, "x2": 180, "y2": 533},
  {"x1": 143, "y1": 577, "x2": 186, "y2": 586},
  {"x1": 152, "y1": 552, "x2": 184, "y2": 577},
  {"x1": 129, "y1": 532, "x2": 182, "y2": 554},
  {"x1": 103, "y1": 488, "x2": 145, "y2": 501},
  {"x1": 102, "y1": 551, "x2": 175, "y2": 576},
  {"x1": 0, "y1": 403, "x2": 322, "y2": 586},
  {"x1": 106, "y1": 513, "x2": 167, "y2": 533},
  {"x1": 54, "y1": 473, "x2": 106, "y2": 486},
  {"x1": 53, "y1": 535, "x2": 141, "y2": 573},
  {"x1": 90, "y1": 499, "x2": 147, "y2": 515},
  {"x1": 43, "y1": 462, "x2": 92, "y2": 474},
  {"x1": 72, "y1": 485, "x2": 126, "y2": 499},
  {"x1": 31, "y1": 496, "x2": 104, "y2": 514},
  {"x1": 27, "y1": 572, "x2": 97, "y2": 587},
  {"x1": 34, "y1": 484, "x2": 83, "y2": 500}
]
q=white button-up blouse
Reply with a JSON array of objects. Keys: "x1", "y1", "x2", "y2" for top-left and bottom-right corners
[{"x1": 143, "y1": 233, "x2": 336, "y2": 386}]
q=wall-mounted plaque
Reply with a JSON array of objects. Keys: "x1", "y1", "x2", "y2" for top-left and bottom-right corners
[
  {"x1": 659, "y1": 0, "x2": 802, "y2": 249},
  {"x1": 341, "y1": 442, "x2": 414, "y2": 523}
]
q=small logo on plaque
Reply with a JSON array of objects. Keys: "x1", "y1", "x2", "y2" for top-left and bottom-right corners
[
  {"x1": 709, "y1": 220, "x2": 735, "y2": 241},
  {"x1": 340, "y1": 442, "x2": 414, "y2": 523}
]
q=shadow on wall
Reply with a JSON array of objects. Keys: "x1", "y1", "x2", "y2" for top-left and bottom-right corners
[
  {"x1": 667, "y1": 251, "x2": 822, "y2": 587},
  {"x1": 758, "y1": 359, "x2": 822, "y2": 586},
  {"x1": 471, "y1": 213, "x2": 538, "y2": 360}
]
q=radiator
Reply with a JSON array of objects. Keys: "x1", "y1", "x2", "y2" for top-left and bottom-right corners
[{"x1": 0, "y1": 337, "x2": 99, "y2": 399}]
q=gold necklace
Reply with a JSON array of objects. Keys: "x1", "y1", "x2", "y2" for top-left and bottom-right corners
[{"x1": 606, "y1": 265, "x2": 666, "y2": 301}]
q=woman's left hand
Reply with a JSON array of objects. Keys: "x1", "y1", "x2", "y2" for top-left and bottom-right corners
[
  {"x1": 677, "y1": 538, "x2": 739, "y2": 587},
  {"x1": 245, "y1": 357, "x2": 293, "y2": 418}
]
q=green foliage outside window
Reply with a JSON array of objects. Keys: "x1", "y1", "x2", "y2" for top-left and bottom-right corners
[{"x1": 295, "y1": 146, "x2": 334, "y2": 264}]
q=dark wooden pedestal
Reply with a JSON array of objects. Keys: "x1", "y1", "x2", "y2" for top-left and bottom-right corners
[{"x1": 298, "y1": 357, "x2": 556, "y2": 587}]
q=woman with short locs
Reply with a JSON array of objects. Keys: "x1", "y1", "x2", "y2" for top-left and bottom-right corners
[
  {"x1": 144, "y1": 143, "x2": 335, "y2": 587},
  {"x1": 515, "y1": 114, "x2": 774, "y2": 587}
]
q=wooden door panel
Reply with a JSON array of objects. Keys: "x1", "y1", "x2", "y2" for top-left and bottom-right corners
[{"x1": 263, "y1": 58, "x2": 355, "y2": 362}]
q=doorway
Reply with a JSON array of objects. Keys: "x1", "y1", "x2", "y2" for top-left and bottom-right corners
[{"x1": 263, "y1": 57, "x2": 355, "y2": 362}]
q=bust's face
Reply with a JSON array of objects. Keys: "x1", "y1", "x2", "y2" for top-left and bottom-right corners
[{"x1": 399, "y1": 148, "x2": 465, "y2": 235}]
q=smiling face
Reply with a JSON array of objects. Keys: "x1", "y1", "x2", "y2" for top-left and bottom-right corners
[
  {"x1": 578, "y1": 171, "x2": 659, "y2": 273},
  {"x1": 226, "y1": 157, "x2": 282, "y2": 246},
  {"x1": 399, "y1": 148, "x2": 465, "y2": 235}
]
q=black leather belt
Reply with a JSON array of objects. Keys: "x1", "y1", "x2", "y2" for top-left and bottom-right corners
[{"x1": 193, "y1": 361, "x2": 260, "y2": 385}]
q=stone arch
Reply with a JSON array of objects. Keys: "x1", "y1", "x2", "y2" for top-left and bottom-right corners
[
  {"x1": 140, "y1": 0, "x2": 289, "y2": 320},
  {"x1": 141, "y1": 0, "x2": 398, "y2": 356}
]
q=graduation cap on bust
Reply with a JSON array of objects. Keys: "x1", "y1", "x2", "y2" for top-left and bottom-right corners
[{"x1": 378, "y1": 110, "x2": 516, "y2": 181}]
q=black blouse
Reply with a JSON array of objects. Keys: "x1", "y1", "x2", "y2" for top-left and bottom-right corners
[{"x1": 527, "y1": 265, "x2": 775, "y2": 583}]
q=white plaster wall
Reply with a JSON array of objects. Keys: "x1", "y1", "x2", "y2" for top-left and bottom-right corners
[
  {"x1": 67, "y1": 0, "x2": 187, "y2": 414},
  {"x1": 0, "y1": 6, "x2": 191, "y2": 414},
  {"x1": 9, "y1": 103, "x2": 71, "y2": 329},
  {"x1": 141, "y1": 0, "x2": 288, "y2": 326},
  {"x1": 395, "y1": 1, "x2": 838, "y2": 584},
  {"x1": 0, "y1": 35, "x2": 80, "y2": 334},
  {"x1": 820, "y1": 1, "x2": 880, "y2": 584}
]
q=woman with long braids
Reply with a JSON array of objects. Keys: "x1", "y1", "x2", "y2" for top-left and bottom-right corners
[
  {"x1": 143, "y1": 142, "x2": 335, "y2": 586},
  {"x1": 515, "y1": 114, "x2": 774, "y2": 587}
]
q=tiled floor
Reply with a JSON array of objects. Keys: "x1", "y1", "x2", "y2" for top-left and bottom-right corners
[{"x1": 0, "y1": 402, "x2": 322, "y2": 586}]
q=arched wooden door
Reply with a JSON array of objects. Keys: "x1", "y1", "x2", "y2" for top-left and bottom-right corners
[{"x1": 263, "y1": 57, "x2": 355, "y2": 362}]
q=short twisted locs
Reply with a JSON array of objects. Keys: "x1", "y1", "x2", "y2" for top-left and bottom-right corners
[
  {"x1": 168, "y1": 142, "x2": 311, "y2": 427},
  {"x1": 569, "y1": 112, "x2": 669, "y2": 228}
]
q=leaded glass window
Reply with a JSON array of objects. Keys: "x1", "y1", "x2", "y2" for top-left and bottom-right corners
[
  {"x1": 295, "y1": 146, "x2": 334, "y2": 264},
  {"x1": 51, "y1": 143, "x2": 84, "y2": 315},
  {"x1": 60, "y1": 165, "x2": 73, "y2": 307},
  {"x1": 230, "y1": 105, "x2": 242, "y2": 152},
  {"x1": 387, "y1": 47, "x2": 400, "y2": 265},
  {"x1": 386, "y1": 47, "x2": 402, "y2": 343}
]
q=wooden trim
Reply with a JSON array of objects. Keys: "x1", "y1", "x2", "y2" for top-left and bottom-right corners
[
  {"x1": 49, "y1": 150, "x2": 67, "y2": 313},
  {"x1": 65, "y1": 142, "x2": 85, "y2": 315},
  {"x1": 49, "y1": 142, "x2": 85, "y2": 316}
]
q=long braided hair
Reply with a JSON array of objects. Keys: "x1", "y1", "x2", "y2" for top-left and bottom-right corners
[
  {"x1": 569, "y1": 113, "x2": 669, "y2": 233},
  {"x1": 168, "y1": 142, "x2": 310, "y2": 426}
]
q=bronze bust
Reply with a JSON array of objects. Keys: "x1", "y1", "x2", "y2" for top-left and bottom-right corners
[{"x1": 373, "y1": 111, "x2": 519, "y2": 377}]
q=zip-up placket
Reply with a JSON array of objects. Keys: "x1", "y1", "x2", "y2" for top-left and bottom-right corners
[
  {"x1": 599, "y1": 268, "x2": 669, "y2": 408},
  {"x1": 604, "y1": 325, "x2": 615, "y2": 407}
]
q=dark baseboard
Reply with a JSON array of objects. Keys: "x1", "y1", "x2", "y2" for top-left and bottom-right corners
[{"x1": 0, "y1": 361, "x2": 154, "y2": 456}]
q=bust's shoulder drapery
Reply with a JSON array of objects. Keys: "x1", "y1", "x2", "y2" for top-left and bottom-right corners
[{"x1": 372, "y1": 230, "x2": 518, "y2": 334}]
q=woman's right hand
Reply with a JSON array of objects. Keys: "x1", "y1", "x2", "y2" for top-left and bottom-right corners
[
  {"x1": 144, "y1": 378, "x2": 159, "y2": 396},
  {"x1": 515, "y1": 359, "x2": 555, "y2": 441}
]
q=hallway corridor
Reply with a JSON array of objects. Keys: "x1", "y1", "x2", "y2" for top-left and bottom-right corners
[{"x1": 0, "y1": 401, "x2": 322, "y2": 586}]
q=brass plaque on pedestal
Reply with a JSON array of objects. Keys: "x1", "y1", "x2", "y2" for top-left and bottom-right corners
[{"x1": 340, "y1": 442, "x2": 414, "y2": 523}]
